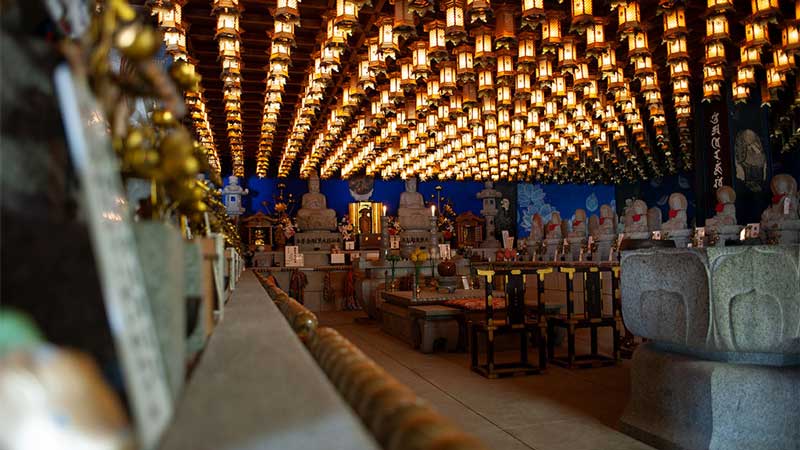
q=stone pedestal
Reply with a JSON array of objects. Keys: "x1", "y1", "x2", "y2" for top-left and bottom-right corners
[
  {"x1": 620, "y1": 245, "x2": 800, "y2": 450},
  {"x1": 709, "y1": 224, "x2": 743, "y2": 246},
  {"x1": 764, "y1": 219, "x2": 800, "y2": 245},
  {"x1": 663, "y1": 228, "x2": 692, "y2": 248},
  {"x1": 626, "y1": 231, "x2": 651, "y2": 240},
  {"x1": 294, "y1": 231, "x2": 341, "y2": 251},
  {"x1": 567, "y1": 237, "x2": 585, "y2": 261},
  {"x1": 594, "y1": 234, "x2": 615, "y2": 261}
]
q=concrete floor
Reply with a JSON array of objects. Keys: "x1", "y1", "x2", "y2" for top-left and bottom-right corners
[{"x1": 319, "y1": 311, "x2": 655, "y2": 450}]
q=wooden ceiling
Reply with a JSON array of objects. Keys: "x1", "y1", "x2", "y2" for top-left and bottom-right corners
[{"x1": 173, "y1": 0, "x2": 775, "y2": 178}]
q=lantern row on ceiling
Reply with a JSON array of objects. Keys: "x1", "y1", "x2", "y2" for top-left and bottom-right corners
[
  {"x1": 290, "y1": 0, "x2": 681, "y2": 183},
  {"x1": 659, "y1": 1, "x2": 690, "y2": 164},
  {"x1": 279, "y1": 0, "x2": 368, "y2": 177},
  {"x1": 257, "y1": 1, "x2": 299, "y2": 177},
  {"x1": 150, "y1": 0, "x2": 221, "y2": 173},
  {"x1": 213, "y1": 0, "x2": 244, "y2": 177}
]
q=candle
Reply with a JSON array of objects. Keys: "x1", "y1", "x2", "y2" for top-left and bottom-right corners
[
  {"x1": 431, "y1": 205, "x2": 436, "y2": 216},
  {"x1": 383, "y1": 205, "x2": 387, "y2": 216}
]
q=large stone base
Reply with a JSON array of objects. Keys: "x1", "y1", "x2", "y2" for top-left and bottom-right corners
[
  {"x1": 663, "y1": 228, "x2": 692, "y2": 248},
  {"x1": 763, "y1": 220, "x2": 800, "y2": 245},
  {"x1": 294, "y1": 231, "x2": 341, "y2": 251},
  {"x1": 621, "y1": 343, "x2": 800, "y2": 450}
]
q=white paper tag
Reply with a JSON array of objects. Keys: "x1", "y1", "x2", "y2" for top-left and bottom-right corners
[
  {"x1": 390, "y1": 235, "x2": 400, "y2": 249},
  {"x1": 331, "y1": 253, "x2": 345, "y2": 264},
  {"x1": 345, "y1": 240, "x2": 356, "y2": 250},
  {"x1": 746, "y1": 223, "x2": 760, "y2": 239},
  {"x1": 438, "y1": 243, "x2": 451, "y2": 259},
  {"x1": 785, "y1": 197, "x2": 792, "y2": 215},
  {"x1": 651, "y1": 230, "x2": 662, "y2": 240},
  {"x1": 55, "y1": 64, "x2": 172, "y2": 450},
  {"x1": 462, "y1": 276, "x2": 471, "y2": 290}
]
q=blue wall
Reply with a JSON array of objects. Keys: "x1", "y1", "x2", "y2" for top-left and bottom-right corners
[{"x1": 517, "y1": 183, "x2": 616, "y2": 235}]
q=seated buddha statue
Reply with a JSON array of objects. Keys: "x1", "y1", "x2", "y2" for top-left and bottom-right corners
[
  {"x1": 623, "y1": 200, "x2": 649, "y2": 235},
  {"x1": 594, "y1": 204, "x2": 617, "y2": 237},
  {"x1": 398, "y1": 177, "x2": 430, "y2": 230},
  {"x1": 662, "y1": 193, "x2": 688, "y2": 231},
  {"x1": 761, "y1": 174, "x2": 800, "y2": 243},
  {"x1": 706, "y1": 186, "x2": 738, "y2": 230},
  {"x1": 295, "y1": 171, "x2": 337, "y2": 231},
  {"x1": 568, "y1": 208, "x2": 588, "y2": 238}
]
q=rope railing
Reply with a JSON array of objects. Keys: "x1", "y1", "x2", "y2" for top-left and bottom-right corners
[{"x1": 252, "y1": 271, "x2": 489, "y2": 450}]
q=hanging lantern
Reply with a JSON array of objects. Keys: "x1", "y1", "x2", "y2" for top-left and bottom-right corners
[
  {"x1": 216, "y1": 10, "x2": 239, "y2": 37},
  {"x1": 558, "y1": 37, "x2": 578, "y2": 69},
  {"x1": 571, "y1": 0, "x2": 593, "y2": 29},
  {"x1": 496, "y1": 49, "x2": 515, "y2": 83},
  {"x1": 744, "y1": 19, "x2": 770, "y2": 49},
  {"x1": 627, "y1": 31, "x2": 649, "y2": 57},
  {"x1": 737, "y1": 64, "x2": 757, "y2": 86},
  {"x1": 377, "y1": 15, "x2": 398, "y2": 58},
  {"x1": 707, "y1": 0, "x2": 733, "y2": 13},
  {"x1": 439, "y1": 61, "x2": 457, "y2": 95},
  {"x1": 536, "y1": 55, "x2": 553, "y2": 85},
  {"x1": 541, "y1": 12, "x2": 563, "y2": 50},
  {"x1": 766, "y1": 64, "x2": 785, "y2": 89},
  {"x1": 335, "y1": 0, "x2": 359, "y2": 30},
  {"x1": 455, "y1": 44, "x2": 475, "y2": 82},
  {"x1": 275, "y1": 0, "x2": 298, "y2": 21},
  {"x1": 466, "y1": 0, "x2": 492, "y2": 24},
  {"x1": 772, "y1": 48, "x2": 795, "y2": 73},
  {"x1": 662, "y1": 7, "x2": 686, "y2": 39},
  {"x1": 218, "y1": 36, "x2": 240, "y2": 58},
  {"x1": 732, "y1": 81, "x2": 750, "y2": 103},
  {"x1": 703, "y1": 64, "x2": 724, "y2": 82},
  {"x1": 273, "y1": 19, "x2": 295, "y2": 43},
  {"x1": 751, "y1": 0, "x2": 779, "y2": 19},
  {"x1": 633, "y1": 55, "x2": 654, "y2": 78},
  {"x1": 425, "y1": 20, "x2": 448, "y2": 62},
  {"x1": 359, "y1": 55, "x2": 376, "y2": 90},
  {"x1": 463, "y1": 82, "x2": 478, "y2": 107},
  {"x1": 672, "y1": 77, "x2": 690, "y2": 95},
  {"x1": 740, "y1": 45, "x2": 762, "y2": 67},
  {"x1": 705, "y1": 41, "x2": 725, "y2": 65},
  {"x1": 517, "y1": 31, "x2": 536, "y2": 69},
  {"x1": 477, "y1": 68, "x2": 494, "y2": 95},
  {"x1": 617, "y1": 1, "x2": 641, "y2": 35},
  {"x1": 705, "y1": 14, "x2": 729, "y2": 40},
  {"x1": 442, "y1": 0, "x2": 467, "y2": 43},
  {"x1": 782, "y1": 22, "x2": 800, "y2": 53},
  {"x1": 392, "y1": 0, "x2": 416, "y2": 37},
  {"x1": 666, "y1": 37, "x2": 688, "y2": 62},
  {"x1": 585, "y1": 18, "x2": 607, "y2": 54},
  {"x1": 704, "y1": 81, "x2": 722, "y2": 100},
  {"x1": 472, "y1": 26, "x2": 494, "y2": 65},
  {"x1": 494, "y1": 5, "x2": 517, "y2": 49},
  {"x1": 521, "y1": 0, "x2": 544, "y2": 24},
  {"x1": 411, "y1": 40, "x2": 430, "y2": 79}
]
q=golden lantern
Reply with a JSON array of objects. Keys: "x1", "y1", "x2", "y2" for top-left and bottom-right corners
[
  {"x1": 584, "y1": 79, "x2": 599, "y2": 99},
  {"x1": 273, "y1": 19, "x2": 295, "y2": 43},
  {"x1": 443, "y1": 0, "x2": 467, "y2": 42},
  {"x1": 606, "y1": 68, "x2": 625, "y2": 91},
  {"x1": 466, "y1": 0, "x2": 492, "y2": 24},
  {"x1": 377, "y1": 16, "x2": 398, "y2": 58},
  {"x1": 517, "y1": 31, "x2": 536, "y2": 68},
  {"x1": 707, "y1": 0, "x2": 733, "y2": 13},
  {"x1": 216, "y1": 10, "x2": 239, "y2": 37},
  {"x1": 335, "y1": 0, "x2": 359, "y2": 29},
  {"x1": 163, "y1": 28, "x2": 186, "y2": 54},
  {"x1": 439, "y1": 61, "x2": 457, "y2": 95},
  {"x1": 472, "y1": 26, "x2": 494, "y2": 64},
  {"x1": 515, "y1": 72, "x2": 531, "y2": 95},
  {"x1": 411, "y1": 40, "x2": 430, "y2": 79},
  {"x1": 744, "y1": 19, "x2": 770, "y2": 49},
  {"x1": 666, "y1": 37, "x2": 688, "y2": 62},
  {"x1": 553, "y1": 74, "x2": 567, "y2": 97},
  {"x1": 703, "y1": 81, "x2": 721, "y2": 100},
  {"x1": 586, "y1": 18, "x2": 606, "y2": 54},
  {"x1": 463, "y1": 82, "x2": 478, "y2": 107},
  {"x1": 392, "y1": 0, "x2": 416, "y2": 36},
  {"x1": 494, "y1": 5, "x2": 517, "y2": 49},
  {"x1": 703, "y1": 64, "x2": 724, "y2": 82},
  {"x1": 732, "y1": 81, "x2": 750, "y2": 103},
  {"x1": 497, "y1": 85, "x2": 512, "y2": 107},
  {"x1": 783, "y1": 22, "x2": 800, "y2": 52},
  {"x1": 531, "y1": 88, "x2": 545, "y2": 108},
  {"x1": 541, "y1": 12, "x2": 563, "y2": 49},
  {"x1": 740, "y1": 45, "x2": 762, "y2": 67},
  {"x1": 218, "y1": 36, "x2": 240, "y2": 58},
  {"x1": 599, "y1": 47, "x2": 616, "y2": 73},
  {"x1": 662, "y1": 7, "x2": 686, "y2": 39},
  {"x1": 450, "y1": 93, "x2": 463, "y2": 112},
  {"x1": 427, "y1": 78, "x2": 441, "y2": 103},
  {"x1": 773, "y1": 48, "x2": 795, "y2": 73},
  {"x1": 705, "y1": 14, "x2": 728, "y2": 41},
  {"x1": 703, "y1": 41, "x2": 725, "y2": 64},
  {"x1": 536, "y1": 55, "x2": 553, "y2": 85},
  {"x1": 455, "y1": 44, "x2": 475, "y2": 81},
  {"x1": 481, "y1": 95, "x2": 497, "y2": 116},
  {"x1": 425, "y1": 20, "x2": 448, "y2": 61},
  {"x1": 627, "y1": 31, "x2": 649, "y2": 57},
  {"x1": 558, "y1": 37, "x2": 578, "y2": 69},
  {"x1": 617, "y1": 1, "x2": 641, "y2": 35},
  {"x1": 358, "y1": 55, "x2": 375, "y2": 90},
  {"x1": 270, "y1": 40, "x2": 292, "y2": 63},
  {"x1": 737, "y1": 64, "x2": 757, "y2": 86},
  {"x1": 751, "y1": 0, "x2": 779, "y2": 19},
  {"x1": 571, "y1": 0, "x2": 593, "y2": 28},
  {"x1": 766, "y1": 64, "x2": 785, "y2": 89},
  {"x1": 521, "y1": 0, "x2": 544, "y2": 23},
  {"x1": 640, "y1": 72, "x2": 658, "y2": 92},
  {"x1": 275, "y1": 0, "x2": 299, "y2": 21},
  {"x1": 415, "y1": 86, "x2": 429, "y2": 114},
  {"x1": 496, "y1": 49, "x2": 515, "y2": 82}
]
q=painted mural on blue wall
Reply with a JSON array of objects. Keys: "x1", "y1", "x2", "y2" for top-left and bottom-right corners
[{"x1": 516, "y1": 183, "x2": 616, "y2": 236}]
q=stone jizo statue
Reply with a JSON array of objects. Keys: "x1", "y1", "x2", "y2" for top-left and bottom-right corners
[
  {"x1": 545, "y1": 212, "x2": 563, "y2": 240},
  {"x1": 662, "y1": 193, "x2": 688, "y2": 231},
  {"x1": 706, "y1": 186, "x2": 738, "y2": 229},
  {"x1": 568, "y1": 209, "x2": 588, "y2": 238},
  {"x1": 596, "y1": 204, "x2": 617, "y2": 236},
  {"x1": 762, "y1": 174, "x2": 799, "y2": 226},
  {"x1": 296, "y1": 171, "x2": 337, "y2": 231},
  {"x1": 530, "y1": 213, "x2": 544, "y2": 242},
  {"x1": 398, "y1": 177, "x2": 430, "y2": 230},
  {"x1": 623, "y1": 200, "x2": 649, "y2": 234}
]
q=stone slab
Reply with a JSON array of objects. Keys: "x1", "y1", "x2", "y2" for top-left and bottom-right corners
[{"x1": 160, "y1": 271, "x2": 379, "y2": 450}]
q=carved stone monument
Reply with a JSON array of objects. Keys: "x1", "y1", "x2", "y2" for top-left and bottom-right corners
[
  {"x1": 398, "y1": 177, "x2": 430, "y2": 230},
  {"x1": 620, "y1": 245, "x2": 800, "y2": 450},
  {"x1": 760, "y1": 174, "x2": 800, "y2": 245},
  {"x1": 706, "y1": 185, "x2": 742, "y2": 246},
  {"x1": 294, "y1": 171, "x2": 340, "y2": 251},
  {"x1": 477, "y1": 181, "x2": 501, "y2": 248}
]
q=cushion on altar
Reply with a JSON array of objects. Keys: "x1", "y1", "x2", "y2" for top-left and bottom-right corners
[{"x1": 444, "y1": 297, "x2": 506, "y2": 311}]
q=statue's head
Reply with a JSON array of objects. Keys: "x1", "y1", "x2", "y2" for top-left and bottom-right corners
[
  {"x1": 716, "y1": 185, "x2": 736, "y2": 204},
  {"x1": 405, "y1": 177, "x2": 417, "y2": 192},
  {"x1": 574, "y1": 208, "x2": 586, "y2": 220},
  {"x1": 308, "y1": 171, "x2": 320, "y2": 193},
  {"x1": 532, "y1": 213, "x2": 542, "y2": 226},
  {"x1": 550, "y1": 211, "x2": 561, "y2": 223},
  {"x1": 772, "y1": 174, "x2": 798, "y2": 196},
  {"x1": 633, "y1": 200, "x2": 648, "y2": 215},
  {"x1": 668, "y1": 193, "x2": 687, "y2": 211},
  {"x1": 228, "y1": 175, "x2": 239, "y2": 186},
  {"x1": 600, "y1": 204, "x2": 613, "y2": 218}
]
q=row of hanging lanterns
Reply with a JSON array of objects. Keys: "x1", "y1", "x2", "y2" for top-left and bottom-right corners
[
  {"x1": 150, "y1": 0, "x2": 221, "y2": 174},
  {"x1": 213, "y1": 0, "x2": 245, "y2": 176},
  {"x1": 257, "y1": 1, "x2": 299, "y2": 177},
  {"x1": 281, "y1": 0, "x2": 800, "y2": 182}
]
